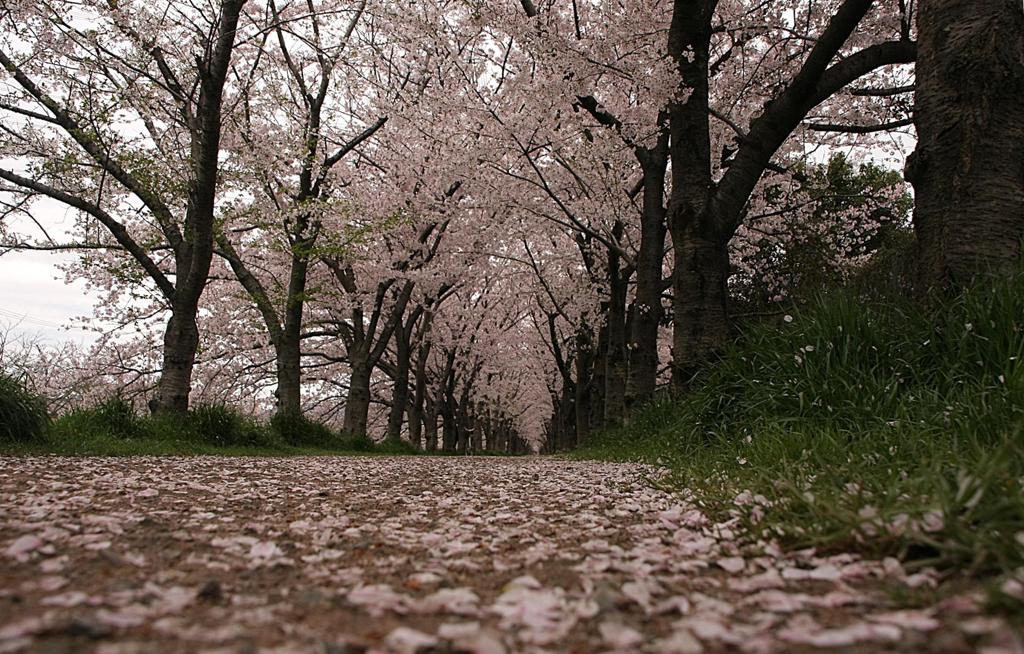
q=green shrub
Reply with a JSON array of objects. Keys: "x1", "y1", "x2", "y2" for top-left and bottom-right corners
[
  {"x1": 270, "y1": 410, "x2": 337, "y2": 447},
  {"x1": 0, "y1": 372, "x2": 49, "y2": 442},
  {"x1": 338, "y1": 433, "x2": 377, "y2": 451},
  {"x1": 376, "y1": 438, "x2": 419, "y2": 455},
  {"x1": 189, "y1": 404, "x2": 276, "y2": 448},
  {"x1": 53, "y1": 397, "x2": 142, "y2": 441}
]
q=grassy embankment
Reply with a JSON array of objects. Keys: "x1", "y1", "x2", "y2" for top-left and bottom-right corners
[
  {"x1": 0, "y1": 392, "x2": 418, "y2": 456},
  {"x1": 575, "y1": 272, "x2": 1024, "y2": 606}
]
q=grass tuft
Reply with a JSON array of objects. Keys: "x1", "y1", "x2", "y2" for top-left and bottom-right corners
[
  {"x1": 0, "y1": 372, "x2": 50, "y2": 443},
  {"x1": 269, "y1": 410, "x2": 337, "y2": 448}
]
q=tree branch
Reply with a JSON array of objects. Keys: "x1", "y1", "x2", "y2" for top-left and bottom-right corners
[
  {"x1": 0, "y1": 167, "x2": 175, "y2": 300},
  {"x1": 807, "y1": 117, "x2": 914, "y2": 133}
]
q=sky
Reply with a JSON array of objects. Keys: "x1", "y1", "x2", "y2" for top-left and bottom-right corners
[
  {"x1": 0, "y1": 202, "x2": 101, "y2": 347},
  {"x1": 0, "y1": 250, "x2": 97, "y2": 345}
]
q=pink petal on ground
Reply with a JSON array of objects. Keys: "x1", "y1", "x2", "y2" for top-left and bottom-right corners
[
  {"x1": 5, "y1": 535, "x2": 43, "y2": 561},
  {"x1": 598, "y1": 620, "x2": 644, "y2": 650},
  {"x1": 248, "y1": 540, "x2": 283, "y2": 559},
  {"x1": 650, "y1": 630, "x2": 704, "y2": 654},
  {"x1": 384, "y1": 626, "x2": 439, "y2": 654},
  {"x1": 41, "y1": 591, "x2": 91, "y2": 607},
  {"x1": 716, "y1": 557, "x2": 745, "y2": 573},
  {"x1": 870, "y1": 610, "x2": 940, "y2": 631}
]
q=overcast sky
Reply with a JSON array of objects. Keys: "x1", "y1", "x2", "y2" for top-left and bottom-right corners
[
  {"x1": 0, "y1": 202, "x2": 101, "y2": 347},
  {"x1": 0, "y1": 250, "x2": 99, "y2": 346}
]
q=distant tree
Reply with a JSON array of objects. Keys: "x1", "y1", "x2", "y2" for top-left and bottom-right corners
[{"x1": 731, "y1": 153, "x2": 913, "y2": 308}]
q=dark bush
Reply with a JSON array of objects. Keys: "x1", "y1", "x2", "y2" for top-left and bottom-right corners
[
  {"x1": 270, "y1": 410, "x2": 337, "y2": 447},
  {"x1": 190, "y1": 404, "x2": 274, "y2": 447},
  {"x1": 0, "y1": 372, "x2": 49, "y2": 442},
  {"x1": 339, "y1": 432, "x2": 378, "y2": 452}
]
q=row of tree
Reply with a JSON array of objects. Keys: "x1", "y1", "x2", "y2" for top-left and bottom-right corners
[{"x1": 0, "y1": 0, "x2": 1020, "y2": 451}]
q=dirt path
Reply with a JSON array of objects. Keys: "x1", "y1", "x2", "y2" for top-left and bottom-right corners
[{"x1": 0, "y1": 457, "x2": 1017, "y2": 653}]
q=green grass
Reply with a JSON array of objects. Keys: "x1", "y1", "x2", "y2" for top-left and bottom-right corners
[
  {"x1": 576, "y1": 272, "x2": 1024, "y2": 586},
  {"x1": 0, "y1": 371, "x2": 50, "y2": 443},
  {"x1": 0, "y1": 398, "x2": 426, "y2": 457}
]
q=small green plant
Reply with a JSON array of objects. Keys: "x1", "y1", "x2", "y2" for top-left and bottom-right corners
[
  {"x1": 376, "y1": 437, "x2": 418, "y2": 455},
  {"x1": 0, "y1": 372, "x2": 49, "y2": 442},
  {"x1": 53, "y1": 396, "x2": 142, "y2": 441},
  {"x1": 95, "y1": 397, "x2": 142, "y2": 438}
]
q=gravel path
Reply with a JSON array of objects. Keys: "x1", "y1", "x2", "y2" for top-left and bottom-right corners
[{"x1": 0, "y1": 457, "x2": 1017, "y2": 653}]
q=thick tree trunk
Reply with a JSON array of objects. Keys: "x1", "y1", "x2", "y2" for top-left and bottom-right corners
[
  {"x1": 590, "y1": 323, "x2": 609, "y2": 430},
  {"x1": 627, "y1": 137, "x2": 669, "y2": 410},
  {"x1": 275, "y1": 330, "x2": 302, "y2": 416},
  {"x1": 574, "y1": 329, "x2": 594, "y2": 445},
  {"x1": 671, "y1": 231, "x2": 730, "y2": 382},
  {"x1": 441, "y1": 394, "x2": 458, "y2": 453},
  {"x1": 909, "y1": 0, "x2": 1024, "y2": 291},
  {"x1": 456, "y1": 387, "x2": 472, "y2": 454},
  {"x1": 342, "y1": 357, "x2": 372, "y2": 437},
  {"x1": 554, "y1": 376, "x2": 576, "y2": 450},
  {"x1": 667, "y1": 1, "x2": 719, "y2": 386},
  {"x1": 276, "y1": 254, "x2": 309, "y2": 416},
  {"x1": 151, "y1": 306, "x2": 201, "y2": 414},
  {"x1": 148, "y1": 0, "x2": 245, "y2": 415}
]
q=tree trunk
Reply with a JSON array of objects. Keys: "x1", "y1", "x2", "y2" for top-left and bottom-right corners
[
  {"x1": 667, "y1": 1, "x2": 720, "y2": 386},
  {"x1": 590, "y1": 322, "x2": 609, "y2": 430},
  {"x1": 604, "y1": 229, "x2": 629, "y2": 425},
  {"x1": 423, "y1": 395, "x2": 439, "y2": 452},
  {"x1": 385, "y1": 326, "x2": 412, "y2": 442},
  {"x1": 151, "y1": 306, "x2": 201, "y2": 414},
  {"x1": 574, "y1": 328, "x2": 594, "y2": 445},
  {"x1": 441, "y1": 394, "x2": 458, "y2": 453},
  {"x1": 627, "y1": 136, "x2": 669, "y2": 410},
  {"x1": 554, "y1": 376, "x2": 576, "y2": 450},
  {"x1": 276, "y1": 253, "x2": 309, "y2": 416},
  {"x1": 671, "y1": 230, "x2": 730, "y2": 382},
  {"x1": 274, "y1": 343, "x2": 301, "y2": 416},
  {"x1": 342, "y1": 356, "x2": 372, "y2": 437},
  {"x1": 908, "y1": 0, "x2": 1024, "y2": 291}
]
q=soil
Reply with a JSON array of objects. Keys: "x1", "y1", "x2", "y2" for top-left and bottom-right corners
[{"x1": 0, "y1": 457, "x2": 1018, "y2": 653}]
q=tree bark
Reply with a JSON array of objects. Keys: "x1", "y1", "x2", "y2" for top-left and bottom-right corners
[
  {"x1": 151, "y1": 306, "x2": 201, "y2": 414},
  {"x1": 385, "y1": 320, "x2": 413, "y2": 442},
  {"x1": 342, "y1": 357, "x2": 372, "y2": 437},
  {"x1": 275, "y1": 253, "x2": 309, "y2": 416},
  {"x1": 147, "y1": 0, "x2": 246, "y2": 413},
  {"x1": 666, "y1": 1, "x2": 719, "y2": 385},
  {"x1": 909, "y1": 0, "x2": 1024, "y2": 290},
  {"x1": 275, "y1": 332, "x2": 302, "y2": 416},
  {"x1": 441, "y1": 396, "x2": 458, "y2": 452},
  {"x1": 573, "y1": 328, "x2": 594, "y2": 445},
  {"x1": 627, "y1": 132, "x2": 669, "y2": 409},
  {"x1": 671, "y1": 231, "x2": 731, "y2": 383},
  {"x1": 408, "y1": 336, "x2": 431, "y2": 450},
  {"x1": 423, "y1": 395, "x2": 440, "y2": 452},
  {"x1": 604, "y1": 224, "x2": 629, "y2": 425}
]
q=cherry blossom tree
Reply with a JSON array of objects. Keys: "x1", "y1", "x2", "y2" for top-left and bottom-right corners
[
  {"x1": 0, "y1": 0, "x2": 251, "y2": 412},
  {"x1": 664, "y1": 0, "x2": 916, "y2": 381},
  {"x1": 211, "y1": 0, "x2": 391, "y2": 418}
]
